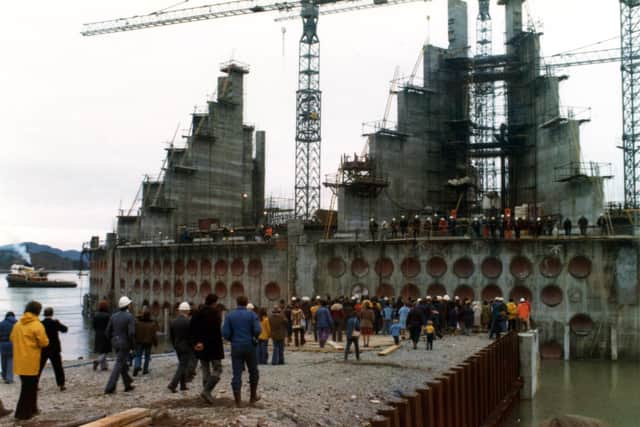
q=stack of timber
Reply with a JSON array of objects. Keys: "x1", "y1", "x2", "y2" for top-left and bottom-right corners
[{"x1": 82, "y1": 408, "x2": 151, "y2": 427}]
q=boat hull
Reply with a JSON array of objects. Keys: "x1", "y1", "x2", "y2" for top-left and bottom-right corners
[{"x1": 6, "y1": 276, "x2": 77, "y2": 288}]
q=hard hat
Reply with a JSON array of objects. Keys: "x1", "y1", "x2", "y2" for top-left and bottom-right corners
[
  {"x1": 392, "y1": 217, "x2": 396, "y2": 221},
  {"x1": 291, "y1": 296, "x2": 297, "y2": 301},
  {"x1": 178, "y1": 302, "x2": 191, "y2": 312},
  {"x1": 519, "y1": 297, "x2": 525, "y2": 302},
  {"x1": 247, "y1": 303, "x2": 255, "y2": 310},
  {"x1": 415, "y1": 215, "x2": 419, "y2": 219},
  {"x1": 443, "y1": 294, "x2": 450, "y2": 301},
  {"x1": 316, "y1": 295, "x2": 321, "y2": 300},
  {"x1": 118, "y1": 296, "x2": 132, "y2": 309}
]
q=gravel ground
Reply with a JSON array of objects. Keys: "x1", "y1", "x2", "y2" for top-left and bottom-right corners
[{"x1": 0, "y1": 334, "x2": 490, "y2": 427}]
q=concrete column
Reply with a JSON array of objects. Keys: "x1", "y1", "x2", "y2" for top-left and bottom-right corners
[
  {"x1": 447, "y1": 0, "x2": 468, "y2": 57},
  {"x1": 502, "y1": 0, "x2": 524, "y2": 44},
  {"x1": 564, "y1": 324, "x2": 570, "y2": 361},
  {"x1": 518, "y1": 330, "x2": 539, "y2": 399},
  {"x1": 254, "y1": 131, "x2": 266, "y2": 225}
]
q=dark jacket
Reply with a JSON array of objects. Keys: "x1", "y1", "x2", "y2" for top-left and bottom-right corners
[
  {"x1": 135, "y1": 318, "x2": 158, "y2": 346},
  {"x1": 170, "y1": 315, "x2": 192, "y2": 354},
  {"x1": 106, "y1": 309, "x2": 135, "y2": 350},
  {"x1": 92, "y1": 311, "x2": 111, "y2": 354},
  {"x1": 268, "y1": 312, "x2": 288, "y2": 341},
  {"x1": 42, "y1": 317, "x2": 68, "y2": 354},
  {"x1": 407, "y1": 308, "x2": 425, "y2": 329},
  {"x1": 222, "y1": 306, "x2": 261, "y2": 352},
  {"x1": 0, "y1": 316, "x2": 17, "y2": 342},
  {"x1": 462, "y1": 305, "x2": 475, "y2": 328},
  {"x1": 190, "y1": 305, "x2": 224, "y2": 361},
  {"x1": 315, "y1": 306, "x2": 333, "y2": 329}
]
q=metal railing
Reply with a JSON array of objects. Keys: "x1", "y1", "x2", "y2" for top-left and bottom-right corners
[{"x1": 369, "y1": 332, "x2": 522, "y2": 427}]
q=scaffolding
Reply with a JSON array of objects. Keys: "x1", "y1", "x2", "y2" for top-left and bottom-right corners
[{"x1": 323, "y1": 154, "x2": 388, "y2": 198}]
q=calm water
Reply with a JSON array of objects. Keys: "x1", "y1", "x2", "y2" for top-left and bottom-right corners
[
  {"x1": 505, "y1": 360, "x2": 640, "y2": 426},
  {"x1": 0, "y1": 271, "x2": 92, "y2": 360}
]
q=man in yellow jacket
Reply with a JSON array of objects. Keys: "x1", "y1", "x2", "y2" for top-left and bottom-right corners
[
  {"x1": 506, "y1": 298, "x2": 518, "y2": 332},
  {"x1": 11, "y1": 300, "x2": 49, "y2": 420}
]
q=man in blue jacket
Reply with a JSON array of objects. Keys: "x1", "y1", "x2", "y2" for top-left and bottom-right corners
[
  {"x1": 314, "y1": 300, "x2": 333, "y2": 348},
  {"x1": 222, "y1": 295, "x2": 261, "y2": 407},
  {"x1": 0, "y1": 312, "x2": 16, "y2": 384}
]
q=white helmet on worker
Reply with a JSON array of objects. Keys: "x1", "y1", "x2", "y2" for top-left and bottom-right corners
[
  {"x1": 118, "y1": 296, "x2": 132, "y2": 309},
  {"x1": 178, "y1": 302, "x2": 191, "y2": 312}
]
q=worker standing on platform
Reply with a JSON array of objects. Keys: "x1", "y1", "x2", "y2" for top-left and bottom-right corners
[
  {"x1": 448, "y1": 216, "x2": 457, "y2": 236},
  {"x1": 489, "y1": 217, "x2": 497, "y2": 238},
  {"x1": 390, "y1": 218, "x2": 398, "y2": 239},
  {"x1": 399, "y1": 215, "x2": 409, "y2": 238},
  {"x1": 412, "y1": 215, "x2": 421, "y2": 239},
  {"x1": 425, "y1": 216, "x2": 433, "y2": 238},
  {"x1": 597, "y1": 214, "x2": 607, "y2": 235},
  {"x1": 578, "y1": 215, "x2": 588, "y2": 236},
  {"x1": 563, "y1": 217, "x2": 573, "y2": 236},
  {"x1": 471, "y1": 217, "x2": 481, "y2": 238},
  {"x1": 369, "y1": 218, "x2": 379, "y2": 241}
]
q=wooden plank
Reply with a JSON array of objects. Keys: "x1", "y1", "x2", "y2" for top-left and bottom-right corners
[
  {"x1": 124, "y1": 417, "x2": 152, "y2": 427},
  {"x1": 377, "y1": 344, "x2": 400, "y2": 356},
  {"x1": 326, "y1": 340, "x2": 344, "y2": 350},
  {"x1": 82, "y1": 408, "x2": 150, "y2": 427}
]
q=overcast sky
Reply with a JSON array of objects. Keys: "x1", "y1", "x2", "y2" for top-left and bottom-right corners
[{"x1": 0, "y1": 0, "x2": 622, "y2": 250}]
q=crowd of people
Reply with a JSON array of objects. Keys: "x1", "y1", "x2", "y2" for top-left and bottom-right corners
[
  {"x1": 367, "y1": 213, "x2": 607, "y2": 240},
  {"x1": 0, "y1": 290, "x2": 532, "y2": 421}
]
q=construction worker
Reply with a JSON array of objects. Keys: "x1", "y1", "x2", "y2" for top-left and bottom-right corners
[
  {"x1": 264, "y1": 225, "x2": 273, "y2": 242},
  {"x1": 597, "y1": 214, "x2": 607, "y2": 235},
  {"x1": 471, "y1": 217, "x2": 481, "y2": 238},
  {"x1": 535, "y1": 217, "x2": 544, "y2": 237},
  {"x1": 448, "y1": 216, "x2": 457, "y2": 236},
  {"x1": 515, "y1": 217, "x2": 523, "y2": 239},
  {"x1": 380, "y1": 220, "x2": 389, "y2": 240},
  {"x1": 424, "y1": 216, "x2": 433, "y2": 238},
  {"x1": 399, "y1": 215, "x2": 409, "y2": 238},
  {"x1": 369, "y1": 218, "x2": 379, "y2": 241},
  {"x1": 578, "y1": 215, "x2": 588, "y2": 236},
  {"x1": 489, "y1": 217, "x2": 497, "y2": 238},
  {"x1": 563, "y1": 217, "x2": 572, "y2": 236},
  {"x1": 499, "y1": 215, "x2": 505, "y2": 239},
  {"x1": 438, "y1": 217, "x2": 448, "y2": 236},
  {"x1": 412, "y1": 215, "x2": 421, "y2": 239},
  {"x1": 390, "y1": 218, "x2": 398, "y2": 239}
]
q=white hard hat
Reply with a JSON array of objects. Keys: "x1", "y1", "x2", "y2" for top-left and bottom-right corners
[
  {"x1": 118, "y1": 296, "x2": 132, "y2": 309},
  {"x1": 291, "y1": 296, "x2": 297, "y2": 301},
  {"x1": 178, "y1": 302, "x2": 190, "y2": 312},
  {"x1": 454, "y1": 296, "x2": 460, "y2": 300},
  {"x1": 417, "y1": 298, "x2": 422, "y2": 303},
  {"x1": 443, "y1": 294, "x2": 450, "y2": 301},
  {"x1": 519, "y1": 297, "x2": 525, "y2": 302},
  {"x1": 247, "y1": 303, "x2": 255, "y2": 310},
  {"x1": 316, "y1": 296, "x2": 321, "y2": 300}
]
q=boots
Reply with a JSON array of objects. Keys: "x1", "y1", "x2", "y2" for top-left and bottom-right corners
[
  {"x1": 233, "y1": 390, "x2": 242, "y2": 407},
  {"x1": 250, "y1": 383, "x2": 260, "y2": 405},
  {"x1": 0, "y1": 400, "x2": 11, "y2": 418}
]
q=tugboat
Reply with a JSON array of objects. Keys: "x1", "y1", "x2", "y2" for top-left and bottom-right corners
[{"x1": 6, "y1": 264, "x2": 77, "y2": 288}]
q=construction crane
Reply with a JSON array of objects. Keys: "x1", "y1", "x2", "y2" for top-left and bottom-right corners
[{"x1": 81, "y1": 0, "x2": 427, "y2": 222}]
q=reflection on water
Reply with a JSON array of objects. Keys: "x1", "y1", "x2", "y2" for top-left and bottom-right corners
[{"x1": 506, "y1": 360, "x2": 640, "y2": 426}]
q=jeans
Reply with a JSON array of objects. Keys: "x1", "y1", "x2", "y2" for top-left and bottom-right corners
[
  {"x1": 393, "y1": 336, "x2": 400, "y2": 345},
  {"x1": 0, "y1": 342, "x2": 13, "y2": 383},
  {"x1": 96, "y1": 353, "x2": 109, "y2": 371},
  {"x1": 293, "y1": 328, "x2": 304, "y2": 347},
  {"x1": 15, "y1": 375, "x2": 39, "y2": 420},
  {"x1": 257, "y1": 340, "x2": 269, "y2": 364},
  {"x1": 168, "y1": 351, "x2": 193, "y2": 390},
  {"x1": 200, "y1": 359, "x2": 222, "y2": 392},
  {"x1": 271, "y1": 340, "x2": 285, "y2": 365},
  {"x1": 383, "y1": 319, "x2": 392, "y2": 335},
  {"x1": 230, "y1": 346, "x2": 259, "y2": 392},
  {"x1": 332, "y1": 320, "x2": 343, "y2": 342},
  {"x1": 344, "y1": 337, "x2": 360, "y2": 360},
  {"x1": 39, "y1": 349, "x2": 65, "y2": 387},
  {"x1": 318, "y1": 327, "x2": 331, "y2": 348},
  {"x1": 105, "y1": 345, "x2": 133, "y2": 393},
  {"x1": 134, "y1": 343, "x2": 152, "y2": 373},
  {"x1": 426, "y1": 334, "x2": 434, "y2": 350}
]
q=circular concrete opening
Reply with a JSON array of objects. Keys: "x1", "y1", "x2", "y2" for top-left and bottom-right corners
[
  {"x1": 481, "y1": 284, "x2": 503, "y2": 302},
  {"x1": 215, "y1": 281, "x2": 227, "y2": 299},
  {"x1": 328, "y1": 257, "x2": 347, "y2": 277},
  {"x1": 570, "y1": 314, "x2": 594, "y2": 335},
  {"x1": 127, "y1": 260, "x2": 133, "y2": 274},
  {"x1": 540, "y1": 256, "x2": 562, "y2": 278},
  {"x1": 152, "y1": 279, "x2": 161, "y2": 295},
  {"x1": 541, "y1": 285, "x2": 563, "y2": 307},
  {"x1": 510, "y1": 285, "x2": 533, "y2": 303},
  {"x1": 376, "y1": 283, "x2": 395, "y2": 298},
  {"x1": 200, "y1": 280, "x2": 211, "y2": 297},
  {"x1": 214, "y1": 260, "x2": 228, "y2": 276},
  {"x1": 401, "y1": 257, "x2": 421, "y2": 278},
  {"x1": 187, "y1": 259, "x2": 198, "y2": 275},
  {"x1": 163, "y1": 280, "x2": 171, "y2": 296},
  {"x1": 481, "y1": 257, "x2": 503, "y2": 279},
  {"x1": 401, "y1": 283, "x2": 420, "y2": 300},
  {"x1": 133, "y1": 279, "x2": 141, "y2": 293},
  {"x1": 510, "y1": 256, "x2": 533, "y2": 280},
  {"x1": 541, "y1": 341, "x2": 563, "y2": 360},
  {"x1": 351, "y1": 258, "x2": 369, "y2": 277},
  {"x1": 143, "y1": 260, "x2": 151, "y2": 275},
  {"x1": 265, "y1": 282, "x2": 281, "y2": 301},
  {"x1": 248, "y1": 259, "x2": 263, "y2": 277},
  {"x1": 453, "y1": 257, "x2": 474, "y2": 278},
  {"x1": 153, "y1": 260, "x2": 161, "y2": 276},
  {"x1": 231, "y1": 281, "x2": 245, "y2": 298},
  {"x1": 351, "y1": 284, "x2": 369, "y2": 298},
  {"x1": 135, "y1": 261, "x2": 142, "y2": 274},
  {"x1": 120, "y1": 279, "x2": 126, "y2": 290},
  {"x1": 231, "y1": 259, "x2": 244, "y2": 276},
  {"x1": 374, "y1": 258, "x2": 394, "y2": 278},
  {"x1": 175, "y1": 260, "x2": 185, "y2": 275},
  {"x1": 427, "y1": 283, "x2": 447, "y2": 297},
  {"x1": 186, "y1": 280, "x2": 197, "y2": 297},
  {"x1": 426, "y1": 256, "x2": 447, "y2": 278},
  {"x1": 568, "y1": 256, "x2": 592, "y2": 279},
  {"x1": 454, "y1": 285, "x2": 474, "y2": 302},
  {"x1": 201, "y1": 259, "x2": 212, "y2": 276},
  {"x1": 163, "y1": 259, "x2": 172, "y2": 275},
  {"x1": 174, "y1": 280, "x2": 184, "y2": 297}
]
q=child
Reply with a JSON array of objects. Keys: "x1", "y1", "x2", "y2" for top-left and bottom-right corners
[
  {"x1": 424, "y1": 320, "x2": 435, "y2": 350},
  {"x1": 389, "y1": 319, "x2": 401, "y2": 345}
]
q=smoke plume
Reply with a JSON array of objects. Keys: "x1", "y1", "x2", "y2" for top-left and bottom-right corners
[{"x1": 11, "y1": 243, "x2": 31, "y2": 264}]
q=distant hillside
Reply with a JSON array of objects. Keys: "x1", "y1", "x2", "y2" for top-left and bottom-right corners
[{"x1": 0, "y1": 242, "x2": 87, "y2": 271}]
